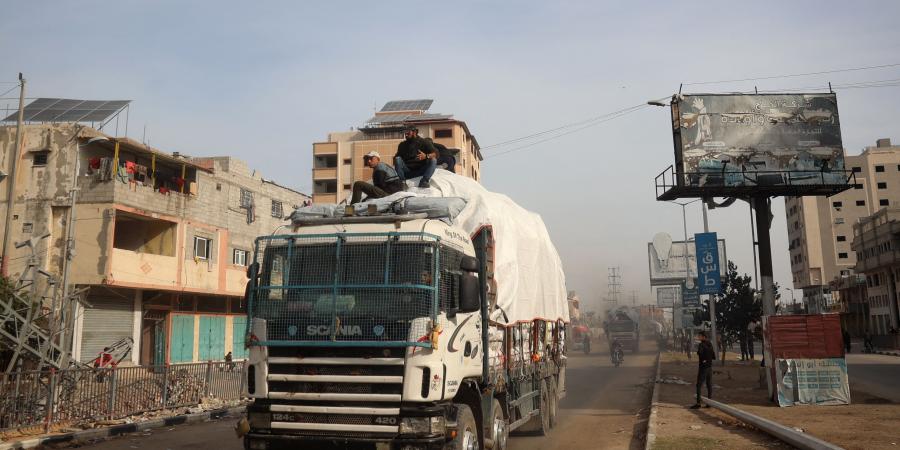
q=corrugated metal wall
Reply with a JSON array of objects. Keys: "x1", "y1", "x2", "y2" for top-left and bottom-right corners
[{"x1": 80, "y1": 290, "x2": 135, "y2": 364}]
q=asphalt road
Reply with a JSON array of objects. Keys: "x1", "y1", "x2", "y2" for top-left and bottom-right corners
[
  {"x1": 74, "y1": 338, "x2": 659, "y2": 450},
  {"x1": 846, "y1": 352, "x2": 900, "y2": 402}
]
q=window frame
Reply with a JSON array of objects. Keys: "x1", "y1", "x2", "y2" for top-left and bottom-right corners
[
  {"x1": 271, "y1": 200, "x2": 283, "y2": 218},
  {"x1": 32, "y1": 151, "x2": 49, "y2": 167},
  {"x1": 880, "y1": 199, "x2": 890, "y2": 206},
  {"x1": 194, "y1": 236, "x2": 212, "y2": 260},
  {"x1": 233, "y1": 248, "x2": 248, "y2": 266},
  {"x1": 434, "y1": 129, "x2": 453, "y2": 139},
  {"x1": 877, "y1": 182, "x2": 887, "y2": 189},
  {"x1": 875, "y1": 165, "x2": 885, "y2": 173},
  {"x1": 240, "y1": 189, "x2": 253, "y2": 208}
]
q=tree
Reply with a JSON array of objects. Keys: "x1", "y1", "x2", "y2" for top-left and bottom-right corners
[{"x1": 698, "y1": 261, "x2": 763, "y2": 361}]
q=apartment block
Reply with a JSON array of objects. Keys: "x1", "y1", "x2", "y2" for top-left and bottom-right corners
[
  {"x1": 0, "y1": 123, "x2": 309, "y2": 366},
  {"x1": 785, "y1": 138, "x2": 900, "y2": 313},
  {"x1": 851, "y1": 207, "x2": 900, "y2": 340},
  {"x1": 312, "y1": 99, "x2": 482, "y2": 204}
]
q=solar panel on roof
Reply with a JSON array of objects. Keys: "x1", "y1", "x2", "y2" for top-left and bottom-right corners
[
  {"x1": 2, "y1": 98, "x2": 131, "y2": 123},
  {"x1": 380, "y1": 99, "x2": 433, "y2": 112}
]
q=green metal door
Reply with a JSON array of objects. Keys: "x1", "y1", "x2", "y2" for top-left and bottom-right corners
[
  {"x1": 153, "y1": 319, "x2": 166, "y2": 366},
  {"x1": 232, "y1": 316, "x2": 248, "y2": 359},
  {"x1": 170, "y1": 315, "x2": 195, "y2": 363},
  {"x1": 199, "y1": 316, "x2": 226, "y2": 361}
]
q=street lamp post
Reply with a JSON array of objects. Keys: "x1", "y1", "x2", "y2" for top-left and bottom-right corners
[{"x1": 785, "y1": 288, "x2": 797, "y2": 314}]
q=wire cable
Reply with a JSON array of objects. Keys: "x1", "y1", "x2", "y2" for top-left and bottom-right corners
[{"x1": 682, "y1": 62, "x2": 900, "y2": 86}]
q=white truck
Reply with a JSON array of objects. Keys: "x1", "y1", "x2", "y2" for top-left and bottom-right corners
[{"x1": 239, "y1": 173, "x2": 569, "y2": 450}]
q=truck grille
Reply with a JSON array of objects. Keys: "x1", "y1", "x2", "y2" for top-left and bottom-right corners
[{"x1": 264, "y1": 347, "x2": 404, "y2": 437}]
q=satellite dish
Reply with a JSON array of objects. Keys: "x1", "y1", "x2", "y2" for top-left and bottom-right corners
[{"x1": 652, "y1": 232, "x2": 673, "y2": 266}]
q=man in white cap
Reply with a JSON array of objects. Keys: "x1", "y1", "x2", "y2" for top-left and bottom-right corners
[{"x1": 350, "y1": 151, "x2": 405, "y2": 204}]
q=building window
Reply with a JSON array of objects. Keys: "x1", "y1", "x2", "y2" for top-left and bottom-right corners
[
  {"x1": 32, "y1": 152, "x2": 49, "y2": 166},
  {"x1": 880, "y1": 199, "x2": 889, "y2": 206},
  {"x1": 343, "y1": 184, "x2": 351, "y2": 190},
  {"x1": 852, "y1": 167, "x2": 862, "y2": 173},
  {"x1": 838, "y1": 252, "x2": 848, "y2": 259},
  {"x1": 875, "y1": 165, "x2": 885, "y2": 173},
  {"x1": 343, "y1": 158, "x2": 352, "y2": 165},
  {"x1": 194, "y1": 236, "x2": 212, "y2": 260},
  {"x1": 271, "y1": 200, "x2": 283, "y2": 218},
  {"x1": 878, "y1": 182, "x2": 887, "y2": 189},
  {"x1": 832, "y1": 201, "x2": 842, "y2": 208},
  {"x1": 240, "y1": 189, "x2": 253, "y2": 208},
  {"x1": 434, "y1": 129, "x2": 453, "y2": 139},
  {"x1": 233, "y1": 249, "x2": 248, "y2": 266},
  {"x1": 837, "y1": 235, "x2": 846, "y2": 242},
  {"x1": 856, "y1": 200, "x2": 865, "y2": 206}
]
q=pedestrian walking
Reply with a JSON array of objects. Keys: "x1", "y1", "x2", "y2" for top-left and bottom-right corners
[
  {"x1": 691, "y1": 331, "x2": 715, "y2": 409},
  {"x1": 864, "y1": 328, "x2": 874, "y2": 353},
  {"x1": 739, "y1": 328, "x2": 749, "y2": 361},
  {"x1": 842, "y1": 328, "x2": 851, "y2": 354},
  {"x1": 747, "y1": 320, "x2": 758, "y2": 360}
]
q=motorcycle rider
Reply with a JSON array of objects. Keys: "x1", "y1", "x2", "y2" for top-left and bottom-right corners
[{"x1": 610, "y1": 339, "x2": 624, "y2": 366}]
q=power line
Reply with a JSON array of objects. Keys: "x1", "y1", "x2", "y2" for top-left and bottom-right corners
[
  {"x1": 682, "y1": 62, "x2": 900, "y2": 86},
  {"x1": 483, "y1": 105, "x2": 648, "y2": 160}
]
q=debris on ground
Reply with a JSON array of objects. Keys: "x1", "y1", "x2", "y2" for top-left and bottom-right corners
[{"x1": 657, "y1": 376, "x2": 691, "y2": 385}]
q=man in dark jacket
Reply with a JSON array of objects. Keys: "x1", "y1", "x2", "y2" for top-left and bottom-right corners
[
  {"x1": 394, "y1": 126, "x2": 438, "y2": 188},
  {"x1": 692, "y1": 330, "x2": 715, "y2": 408},
  {"x1": 427, "y1": 138, "x2": 456, "y2": 174},
  {"x1": 350, "y1": 151, "x2": 405, "y2": 204}
]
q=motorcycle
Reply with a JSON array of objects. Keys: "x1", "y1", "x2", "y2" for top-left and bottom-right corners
[{"x1": 611, "y1": 341, "x2": 624, "y2": 367}]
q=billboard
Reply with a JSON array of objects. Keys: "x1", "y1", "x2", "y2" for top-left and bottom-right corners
[
  {"x1": 657, "y1": 287, "x2": 678, "y2": 308},
  {"x1": 681, "y1": 281, "x2": 700, "y2": 307},
  {"x1": 648, "y1": 238, "x2": 727, "y2": 286},
  {"x1": 671, "y1": 93, "x2": 848, "y2": 195}
]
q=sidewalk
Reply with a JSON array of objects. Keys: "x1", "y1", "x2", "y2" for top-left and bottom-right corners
[{"x1": 651, "y1": 350, "x2": 900, "y2": 450}]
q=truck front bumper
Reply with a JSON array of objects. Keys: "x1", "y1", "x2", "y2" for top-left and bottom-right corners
[{"x1": 244, "y1": 432, "x2": 445, "y2": 450}]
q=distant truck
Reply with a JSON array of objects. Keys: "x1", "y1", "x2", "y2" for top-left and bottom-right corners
[
  {"x1": 238, "y1": 172, "x2": 570, "y2": 450},
  {"x1": 605, "y1": 307, "x2": 640, "y2": 352}
]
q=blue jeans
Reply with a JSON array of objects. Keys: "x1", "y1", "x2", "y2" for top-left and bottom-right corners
[{"x1": 394, "y1": 156, "x2": 437, "y2": 183}]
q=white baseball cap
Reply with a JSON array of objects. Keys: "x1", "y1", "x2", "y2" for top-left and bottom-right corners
[{"x1": 364, "y1": 151, "x2": 381, "y2": 159}]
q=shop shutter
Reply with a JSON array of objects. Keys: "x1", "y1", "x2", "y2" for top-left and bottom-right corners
[
  {"x1": 170, "y1": 315, "x2": 195, "y2": 363},
  {"x1": 80, "y1": 294, "x2": 134, "y2": 364},
  {"x1": 199, "y1": 316, "x2": 226, "y2": 361}
]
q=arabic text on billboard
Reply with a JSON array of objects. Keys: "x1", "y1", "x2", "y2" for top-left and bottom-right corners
[
  {"x1": 673, "y1": 93, "x2": 845, "y2": 189},
  {"x1": 657, "y1": 287, "x2": 678, "y2": 308},
  {"x1": 695, "y1": 232, "x2": 722, "y2": 295}
]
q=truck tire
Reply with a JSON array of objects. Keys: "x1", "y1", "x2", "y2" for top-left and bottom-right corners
[
  {"x1": 516, "y1": 380, "x2": 550, "y2": 435},
  {"x1": 447, "y1": 404, "x2": 479, "y2": 450},
  {"x1": 548, "y1": 378, "x2": 558, "y2": 428},
  {"x1": 488, "y1": 399, "x2": 508, "y2": 450}
]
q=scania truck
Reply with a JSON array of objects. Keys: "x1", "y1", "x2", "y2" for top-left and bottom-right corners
[{"x1": 239, "y1": 210, "x2": 568, "y2": 450}]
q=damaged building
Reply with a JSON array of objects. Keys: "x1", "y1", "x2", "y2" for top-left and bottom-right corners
[{"x1": 0, "y1": 121, "x2": 309, "y2": 366}]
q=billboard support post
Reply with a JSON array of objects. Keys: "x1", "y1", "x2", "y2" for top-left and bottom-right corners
[{"x1": 754, "y1": 197, "x2": 776, "y2": 318}]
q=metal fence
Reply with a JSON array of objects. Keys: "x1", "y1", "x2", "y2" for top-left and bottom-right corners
[{"x1": 0, "y1": 361, "x2": 246, "y2": 433}]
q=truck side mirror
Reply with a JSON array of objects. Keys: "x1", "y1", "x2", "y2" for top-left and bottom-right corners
[
  {"x1": 460, "y1": 256, "x2": 479, "y2": 272},
  {"x1": 459, "y1": 273, "x2": 480, "y2": 313}
]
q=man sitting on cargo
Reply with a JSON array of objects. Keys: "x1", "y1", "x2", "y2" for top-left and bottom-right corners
[
  {"x1": 350, "y1": 151, "x2": 405, "y2": 204},
  {"x1": 394, "y1": 125, "x2": 438, "y2": 188},
  {"x1": 426, "y1": 138, "x2": 456, "y2": 174}
]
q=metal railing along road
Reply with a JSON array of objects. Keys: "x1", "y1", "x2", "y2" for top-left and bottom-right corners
[{"x1": 0, "y1": 361, "x2": 247, "y2": 434}]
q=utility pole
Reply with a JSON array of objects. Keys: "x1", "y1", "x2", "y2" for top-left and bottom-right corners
[
  {"x1": 607, "y1": 267, "x2": 621, "y2": 306},
  {"x1": 1, "y1": 73, "x2": 26, "y2": 277}
]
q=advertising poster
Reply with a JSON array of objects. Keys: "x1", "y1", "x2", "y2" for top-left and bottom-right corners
[{"x1": 774, "y1": 358, "x2": 851, "y2": 407}]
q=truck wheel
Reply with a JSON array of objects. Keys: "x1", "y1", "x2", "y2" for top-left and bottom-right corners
[
  {"x1": 548, "y1": 378, "x2": 558, "y2": 428},
  {"x1": 514, "y1": 381, "x2": 550, "y2": 436},
  {"x1": 489, "y1": 399, "x2": 508, "y2": 450},
  {"x1": 447, "y1": 404, "x2": 479, "y2": 450}
]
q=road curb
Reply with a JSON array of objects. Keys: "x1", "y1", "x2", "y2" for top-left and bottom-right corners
[
  {"x1": 701, "y1": 397, "x2": 844, "y2": 450},
  {"x1": 644, "y1": 352, "x2": 662, "y2": 450},
  {"x1": 873, "y1": 350, "x2": 900, "y2": 357},
  {"x1": 0, "y1": 406, "x2": 247, "y2": 450}
]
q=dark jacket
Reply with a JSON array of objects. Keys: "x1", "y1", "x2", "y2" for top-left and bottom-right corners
[
  {"x1": 395, "y1": 136, "x2": 437, "y2": 170},
  {"x1": 372, "y1": 162, "x2": 404, "y2": 194},
  {"x1": 697, "y1": 340, "x2": 715, "y2": 368}
]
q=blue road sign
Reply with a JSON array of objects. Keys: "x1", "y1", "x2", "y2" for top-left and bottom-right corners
[{"x1": 695, "y1": 232, "x2": 722, "y2": 295}]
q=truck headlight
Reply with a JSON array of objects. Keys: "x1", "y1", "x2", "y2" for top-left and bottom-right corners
[
  {"x1": 399, "y1": 417, "x2": 430, "y2": 434},
  {"x1": 429, "y1": 416, "x2": 446, "y2": 434}
]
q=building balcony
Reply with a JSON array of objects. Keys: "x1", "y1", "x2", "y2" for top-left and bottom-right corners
[
  {"x1": 313, "y1": 168, "x2": 338, "y2": 180},
  {"x1": 313, "y1": 142, "x2": 338, "y2": 155},
  {"x1": 78, "y1": 175, "x2": 195, "y2": 218}
]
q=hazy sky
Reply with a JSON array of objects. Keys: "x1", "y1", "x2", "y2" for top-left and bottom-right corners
[{"x1": 3, "y1": 1, "x2": 899, "y2": 311}]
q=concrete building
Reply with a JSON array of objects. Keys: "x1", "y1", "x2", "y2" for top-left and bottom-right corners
[
  {"x1": 851, "y1": 207, "x2": 900, "y2": 344},
  {"x1": 785, "y1": 138, "x2": 900, "y2": 313},
  {"x1": 0, "y1": 123, "x2": 309, "y2": 366},
  {"x1": 312, "y1": 99, "x2": 482, "y2": 204}
]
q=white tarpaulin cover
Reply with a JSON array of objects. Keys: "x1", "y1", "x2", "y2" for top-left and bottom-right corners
[
  {"x1": 774, "y1": 358, "x2": 850, "y2": 406},
  {"x1": 405, "y1": 171, "x2": 569, "y2": 324}
]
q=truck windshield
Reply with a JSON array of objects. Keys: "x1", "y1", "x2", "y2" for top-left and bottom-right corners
[{"x1": 249, "y1": 233, "x2": 440, "y2": 344}]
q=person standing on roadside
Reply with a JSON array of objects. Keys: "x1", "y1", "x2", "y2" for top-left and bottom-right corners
[{"x1": 692, "y1": 330, "x2": 715, "y2": 409}]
